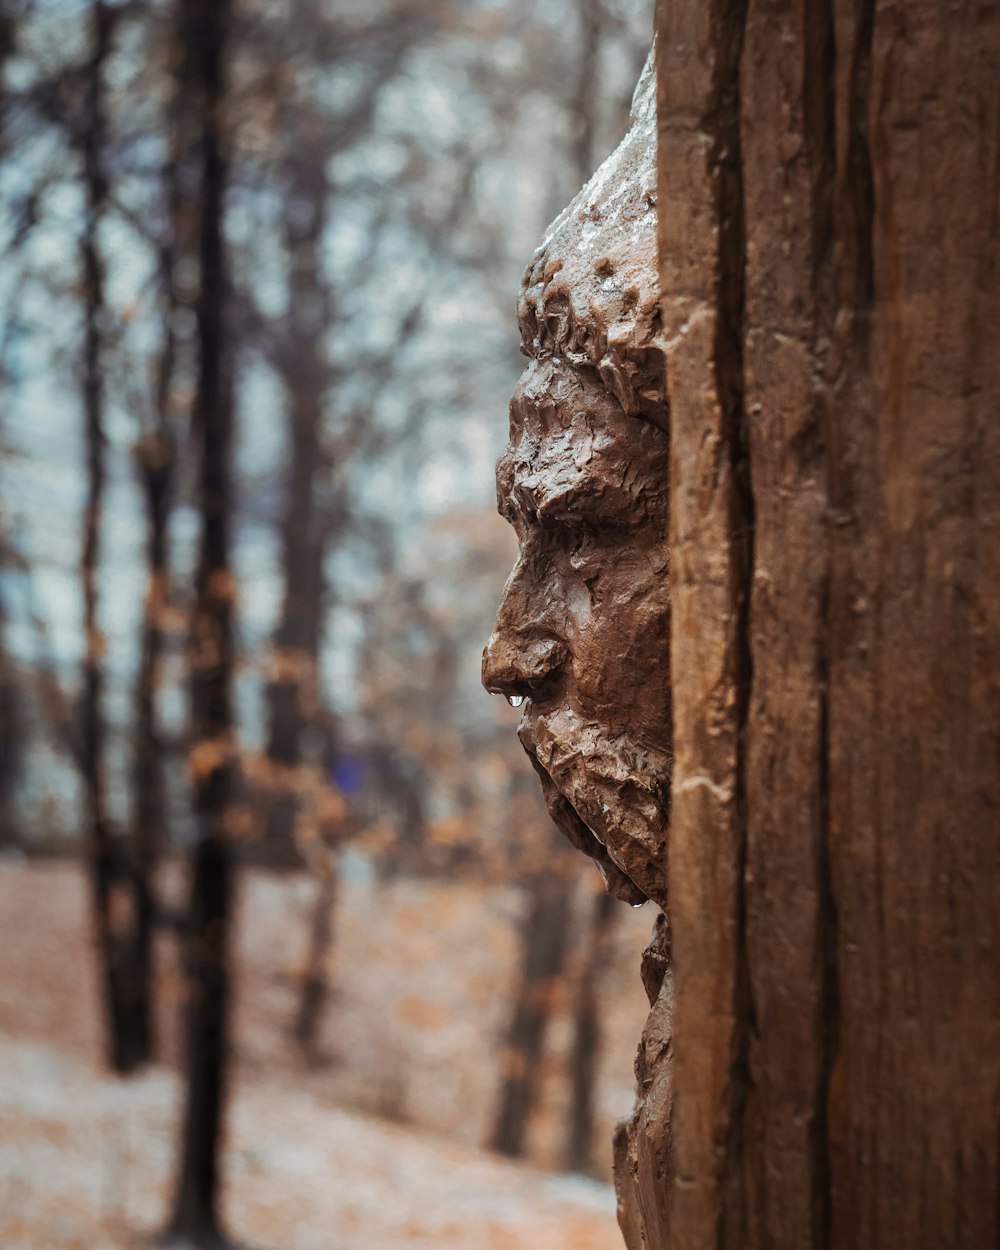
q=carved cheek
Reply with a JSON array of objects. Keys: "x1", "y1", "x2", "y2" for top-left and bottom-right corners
[
  {"x1": 628, "y1": 593, "x2": 670, "y2": 678},
  {"x1": 558, "y1": 573, "x2": 610, "y2": 703},
  {"x1": 563, "y1": 551, "x2": 669, "y2": 714},
  {"x1": 569, "y1": 654, "x2": 607, "y2": 704},
  {"x1": 619, "y1": 578, "x2": 671, "y2": 732},
  {"x1": 617, "y1": 550, "x2": 669, "y2": 643}
]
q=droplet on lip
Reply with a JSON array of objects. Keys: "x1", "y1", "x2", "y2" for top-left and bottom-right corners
[{"x1": 507, "y1": 695, "x2": 525, "y2": 708}]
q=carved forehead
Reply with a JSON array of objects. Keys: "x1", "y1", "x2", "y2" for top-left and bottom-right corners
[
  {"x1": 497, "y1": 356, "x2": 668, "y2": 520},
  {"x1": 516, "y1": 49, "x2": 666, "y2": 430}
]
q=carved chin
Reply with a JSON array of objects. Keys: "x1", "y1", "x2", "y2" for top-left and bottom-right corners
[
  {"x1": 526, "y1": 754, "x2": 649, "y2": 906},
  {"x1": 519, "y1": 709, "x2": 670, "y2": 909}
]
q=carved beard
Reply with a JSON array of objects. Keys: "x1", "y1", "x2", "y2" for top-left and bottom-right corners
[{"x1": 518, "y1": 707, "x2": 670, "y2": 909}]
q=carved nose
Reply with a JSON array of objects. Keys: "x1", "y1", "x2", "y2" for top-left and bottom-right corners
[
  {"x1": 482, "y1": 631, "x2": 567, "y2": 701},
  {"x1": 483, "y1": 554, "x2": 568, "y2": 701}
]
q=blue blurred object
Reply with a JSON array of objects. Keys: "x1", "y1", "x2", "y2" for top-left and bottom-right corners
[{"x1": 331, "y1": 754, "x2": 365, "y2": 796}]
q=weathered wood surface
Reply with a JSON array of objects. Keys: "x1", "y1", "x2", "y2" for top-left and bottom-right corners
[
  {"x1": 656, "y1": 4, "x2": 751, "y2": 1244},
  {"x1": 656, "y1": 0, "x2": 1000, "y2": 1246}
]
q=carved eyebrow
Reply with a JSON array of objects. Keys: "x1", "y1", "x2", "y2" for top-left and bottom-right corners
[
  {"x1": 513, "y1": 464, "x2": 641, "y2": 528},
  {"x1": 499, "y1": 408, "x2": 668, "y2": 528},
  {"x1": 534, "y1": 476, "x2": 612, "y2": 514}
]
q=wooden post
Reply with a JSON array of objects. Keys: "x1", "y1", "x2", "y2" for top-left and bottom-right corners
[{"x1": 655, "y1": 1, "x2": 1000, "y2": 1246}]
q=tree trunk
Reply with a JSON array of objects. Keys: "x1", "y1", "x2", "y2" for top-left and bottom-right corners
[
  {"x1": 292, "y1": 854, "x2": 337, "y2": 1061},
  {"x1": 564, "y1": 882, "x2": 616, "y2": 1176},
  {"x1": 263, "y1": 136, "x2": 331, "y2": 863},
  {"x1": 131, "y1": 429, "x2": 173, "y2": 1068},
  {"x1": 0, "y1": 587, "x2": 24, "y2": 848},
  {"x1": 128, "y1": 73, "x2": 187, "y2": 1065},
  {"x1": 490, "y1": 840, "x2": 575, "y2": 1159},
  {"x1": 570, "y1": 0, "x2": 602, "y2": 189},
  {"x1": 0, "y1": 0, "x2": 19, "y2": 849},
  {"x1": 651, "y1": 2, "x2": 1000, "y2": 1247},
  {"x1": 168, "y1": 0, "x2": 236, "y2": 1243},
  {"x1": 80, "y1": 0, "x2": 144, "y2": 1078}
]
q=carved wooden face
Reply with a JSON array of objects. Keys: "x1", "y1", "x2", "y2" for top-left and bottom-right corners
[
  {"x1": 482, "y1": 52, "x2": 669, "y2": 908},
  {"x1": 483, "y1": 357, "x2": 669, "y2": 906}
]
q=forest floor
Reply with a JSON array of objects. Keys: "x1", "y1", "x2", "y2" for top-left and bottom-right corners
[{"x1": 0, "y1": 858, "x2": 651, "y2": 1250}]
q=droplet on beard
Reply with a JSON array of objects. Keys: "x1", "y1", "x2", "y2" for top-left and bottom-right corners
[{"x1": 507, "y1": 695, "x2": 525, "y2": 708}]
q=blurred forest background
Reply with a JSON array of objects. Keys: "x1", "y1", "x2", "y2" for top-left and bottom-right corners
[{"x1": 0, "y1": 0, "x2": 655, "y2": 1246}]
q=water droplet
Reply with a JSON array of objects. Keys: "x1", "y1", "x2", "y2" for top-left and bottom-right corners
[{"x1": 507, "y1": 695, "x2": 525, "y2": 708}]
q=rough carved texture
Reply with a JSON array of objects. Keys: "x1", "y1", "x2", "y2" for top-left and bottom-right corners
[
  {"x1": 482, "y1": 55, "x2": 673, "y2": 1247},
  {"x1": 613, "y1": 913, "x2": 672, "y2": 1250},
  {"x1": 484, "y1": 55, "x2": 670, "y2": 911},
  {"x1": 517, "y1": 56, "x2": 665, "y2": 435}
]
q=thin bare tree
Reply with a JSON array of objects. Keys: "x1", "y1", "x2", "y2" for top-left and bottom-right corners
[
  {"x1": 79, "y1": 0, "x2": 151, "y2": 1077},
  {"x1": 167, "y1": 0, "x2": 238, "y2": 1242}
]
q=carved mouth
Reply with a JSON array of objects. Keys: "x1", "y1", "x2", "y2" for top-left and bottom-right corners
[
  {"x1": 515, "y1": 705, "x2": 670, "y2": 908},
  {"x1": 524, "y1": 750, "x2": 649, "y2": 907}
]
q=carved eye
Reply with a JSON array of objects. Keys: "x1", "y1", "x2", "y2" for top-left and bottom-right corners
[{"x1": 560, "y1": 515, "x2": 601, "y2": 541}]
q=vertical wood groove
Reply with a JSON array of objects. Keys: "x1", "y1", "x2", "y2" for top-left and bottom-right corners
[
  {"x1": 657, "y1": 0, "x2": 751, "y2": 1244},
  {"x1": 711, "y1": 3, "x2": 753, "y2": 1246},
  {"x1": 805, "y1": 7, "x2": 839, "y2": 1247},
  {"x1": 846, "y1": 0, "x2": 875, "y2": 316}
]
